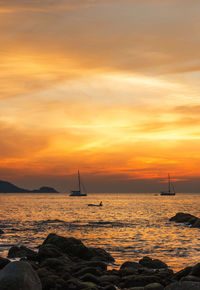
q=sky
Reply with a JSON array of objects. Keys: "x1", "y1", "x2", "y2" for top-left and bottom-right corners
[{"x1": 1, "y1": 0, "x2": 200, "y2": 192}]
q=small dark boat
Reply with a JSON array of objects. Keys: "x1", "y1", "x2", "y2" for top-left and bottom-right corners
[
  {"x1": 88, "y1": 201, "x2": 103, "y2": 207},
  {"x1": 69, "y1": 170, "x2": 87, "y2": 196},
  {"x1": 160, "y1": 174, "x2": 176, "y2": 196}
]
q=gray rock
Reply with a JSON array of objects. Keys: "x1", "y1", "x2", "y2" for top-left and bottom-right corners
[
  {"x1": 165, "y1": 281, "x2": 200, "y2": 289},
  {"x1": 0, "y1": 261, "x2": 42, "y2": 290}
]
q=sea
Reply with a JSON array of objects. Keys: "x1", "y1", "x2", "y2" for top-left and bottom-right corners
[{"x1": 1, "y1": 192, "x2": 200, "y2": 272}]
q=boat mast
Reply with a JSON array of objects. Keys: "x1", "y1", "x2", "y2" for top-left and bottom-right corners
[
  {"x1": 78, "y1": 170, "x2": 81, "y2": 193},
  {"x1": 168, "y1": 173, "x2": 171, "y2": 193}
]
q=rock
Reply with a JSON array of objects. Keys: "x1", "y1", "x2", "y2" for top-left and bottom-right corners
[
  {"x1": 173, "y1": 266, "x2": 192, "y2": 280},
  {"x1": 42, "y1": 233, "x2": 114, "y2": 262},
  {"x1": 0, "y1": 230, "x2": 4, "y2": 235},
  {"x1": 0, "y1": 258, "x2": 10, "y2": 270},
  {"x1": 99, "y1": 274, "x2": 120, "y2": 285},
  {"x1": 74, "y1": 266, "x2": 103, "y2": 278},
  {"x1": 101, "y1": 285, "x2": 119, "y2": 290},
  {"x1": 144, "y1": 282, "x2": 164, "y2": 289},
  {"x1": 120, "y1": 261, "x2": 142, "y2": 270},
  {"x1": 169, "y1": 212, "x2": 200, "y2": 228},
  {"x1": 36, "y1": 267, "x2": 53, "y2": 279},
  {"x1": 40, "y1": 257, "x2": 72, "y2": 273},
  {"x1": 72, "y1": 260, "x2": 107, "y2": 273},
  {"x1": 61, "y1": 271, "x2": 72, "y2": 281},
  {"x1": 40, "y1": 275, "x2": 57, "y2": 290},
  {"x1": 165, "y1": 281, "x2": 200, "y2": 289},
  {"x1": 65, "y1": 278, "x2": 88, "y2": 289},
  {"x1": 192, "y1": 220, "x2": 200, "y2": 228},
  {"x1": 191, "y1": 263, "x2": 200, "y2": 277},
  {"x1": 127, "y1": 288, "x2": 144, "y2": 290},
  {"x1": 7, "y1": 245, "x2": 36, "y2": 258},
  {"x1": 80, "y1": 273, "x2": 100, "y2": 284},
  {"x1": 139, "y1": 257, "x2": 168, "y2": 269},
  {"x1": 82, "y1": 281, "x2": 98, "y2": 289},
  {"x1": 181, "y1": 275, "x2": 200, "y2": 282},
  {"x1": 38, "y1": 244, "x2": 63, "y2": 261},
  {"x1": 89, "y1": 247, "x2": 115, "y2": 263},
  {"x1": 42, "y1": 233, "x2": 91, "y2": 260},
  {"x1": 0, "y1": 261, "x2": 42, "y2": 290},
  {"x1": 120, "y1": 274, "x2": 162, "y2": 288}
]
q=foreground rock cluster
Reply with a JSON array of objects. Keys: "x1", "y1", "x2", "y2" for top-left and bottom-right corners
[{"x1": 1, "y1": 233, "x2": 200, "y2": 289}]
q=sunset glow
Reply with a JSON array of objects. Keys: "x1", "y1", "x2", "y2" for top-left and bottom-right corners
[{"x1": 1, "y1": 0, "x2": 200, "y2": 192}]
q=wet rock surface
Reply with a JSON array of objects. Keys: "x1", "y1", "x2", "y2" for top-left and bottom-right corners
[{"x1": 1, "y1": 233, "x2": 200, "y2": 289}]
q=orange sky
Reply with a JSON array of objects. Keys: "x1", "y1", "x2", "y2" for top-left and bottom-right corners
[{"x1": 1, "y1": 0, "x2": 200, "y2": 192}]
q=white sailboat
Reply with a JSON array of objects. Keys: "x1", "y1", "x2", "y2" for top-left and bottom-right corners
[
  {"x1": 69, "y1": 170, "x2": 87, "y2": 196},
  {"x1": 160, "y1": 174, "x2": 176, "y2": 196}
]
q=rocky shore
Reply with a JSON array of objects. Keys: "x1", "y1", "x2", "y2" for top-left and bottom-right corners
[{"x1": 1, "y1": 233, "x2": 200, "y2": 289}]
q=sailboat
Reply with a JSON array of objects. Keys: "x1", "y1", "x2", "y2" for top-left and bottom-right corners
[
  {"x1": 160, "y1": 174, "x2": 176, "y2": 196},
  {"x1": 69, "y1": 170, "x2": 87, "y2": 196}
]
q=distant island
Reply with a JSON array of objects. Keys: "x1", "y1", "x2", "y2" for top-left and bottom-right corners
[{"x1": 0, "y1": 180, "x2": 58, "y2": 193}]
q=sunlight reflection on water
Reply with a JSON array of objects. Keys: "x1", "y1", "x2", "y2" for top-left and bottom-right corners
[{"x1": 0, "y1": 192, "x2": 200, "y2": 271}]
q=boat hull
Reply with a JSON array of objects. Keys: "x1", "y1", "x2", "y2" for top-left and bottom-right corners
[
  {"x1": 160, "y1": 192, "x2": 175, "y2": 196},
  {"x1": 69, "y1": 191, "x2": 87, "y2": 196}
]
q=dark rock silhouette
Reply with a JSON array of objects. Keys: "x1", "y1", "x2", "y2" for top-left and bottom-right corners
[
  {"x1": 0, "y1": 180, "x2": 58, "y2": 193},
  {"x1": 170, "y1": 212, "x2": 200, "y2": 228}
]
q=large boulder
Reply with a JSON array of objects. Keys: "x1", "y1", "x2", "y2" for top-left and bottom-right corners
[
  {"x1": 42, "y1": 233, "x2": 91, "y2": 260},
  {"x1": 139, "y1": 257, "x2": 168, "y2": 269},
  {"x1": 42, "y1": 233, "x2": 114, "y2": 262},
  {"x1": 0, "y1": 261, "x2": 42, "y2": 290}
]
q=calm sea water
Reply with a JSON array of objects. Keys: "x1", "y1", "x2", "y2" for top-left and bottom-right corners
[{"x1": 1, "y1": 193, "x2": 200, "y2": 271}]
